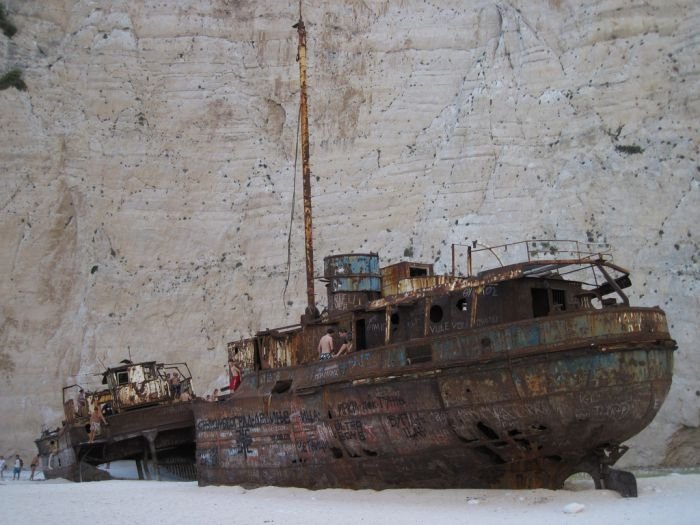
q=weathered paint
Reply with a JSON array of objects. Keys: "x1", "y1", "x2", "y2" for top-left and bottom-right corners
[
  {"x1": 324, "y1": 254, "x2": 382, "y2": 312},
  {"x1": 381, "y1": 261, "x2": 434, "y2": 296}
]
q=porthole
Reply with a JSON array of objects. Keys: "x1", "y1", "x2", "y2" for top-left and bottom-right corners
[
  {"x1": 456, "y1": 298, "x2": 468, "y2": 311},
  {"x1": 430, "y1": 304, "x2": 443, "y2": 323}
]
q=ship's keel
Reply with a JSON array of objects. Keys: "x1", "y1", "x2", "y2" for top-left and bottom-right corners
[{"x1": 576, "y1": 444, "x2": 638, "y2": 497}]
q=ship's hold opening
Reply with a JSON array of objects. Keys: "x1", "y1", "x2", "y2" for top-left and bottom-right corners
[
  {"x1": 271, "y1": 380, "x2": 292, "y2": 394},
  {"x1": 429, "y1": 305, "x2": 444, "y2": 323},
  {"x1": 406, "y1": 345, "x2": 432, "y2": 365}
]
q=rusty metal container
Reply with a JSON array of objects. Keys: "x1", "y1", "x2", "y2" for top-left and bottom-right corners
[
  {"x1": 381, "y1": 261, "x2": 434, "y2": 296},
  {"x1": 324, "y1": 253, "x2": 381, "y2": 312}
]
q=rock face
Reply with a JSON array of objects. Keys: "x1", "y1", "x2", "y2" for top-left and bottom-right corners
[{"x1": 0, "y1": 1, "x2": 698, "y2": 467}]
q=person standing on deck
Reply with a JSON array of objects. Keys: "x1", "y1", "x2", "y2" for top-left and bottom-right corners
[
  {"x1": 318, "y1": 328, "x2": 335, "y2": 360},
  {"x1": 171, "y1": 373, "x2": 182, "y2": 399},
  {"x1": 334, "y1": 328, "x2": 353, "y2": 357},
  {"x1": 88, "y1": 405, "x2": 108, "y2": 443},
  {"x1": 76, "y1": 388, "x2": 86, "y2": 417},
  {"x1": 228, "y1": 359, "x2": 242, "y2": 392}
]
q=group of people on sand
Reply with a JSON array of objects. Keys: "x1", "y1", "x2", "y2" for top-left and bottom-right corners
[
  {"x1": 318, "y1": 327, "x2": 353, "y2": 360},
  {"x1": 0, "y1": 453, "x2": 41, "y2": 481}
]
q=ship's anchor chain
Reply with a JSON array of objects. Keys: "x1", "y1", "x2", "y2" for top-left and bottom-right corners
[{"x1": 585, "y1": 444, "x2": 638, "y2": 498}]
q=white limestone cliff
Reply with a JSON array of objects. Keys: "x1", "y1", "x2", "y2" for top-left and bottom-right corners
[{"x1": 0, "y1": 0, "x2": 698, "y2": 467}]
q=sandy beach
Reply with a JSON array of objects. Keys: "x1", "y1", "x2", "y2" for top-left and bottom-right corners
[{"x1": 1, "y1": 470, "x2": 697, "y2": 525}]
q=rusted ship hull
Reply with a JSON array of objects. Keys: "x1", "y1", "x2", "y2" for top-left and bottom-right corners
[
  {"x1": 37, "y1": 402, "x2": 196, "y2": 482},
  {"x1": 194, "y1": 307, "x2": 674, "y2": 491}
]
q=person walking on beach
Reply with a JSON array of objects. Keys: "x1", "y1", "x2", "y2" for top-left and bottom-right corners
[
  {"x1": 29, "y1": 455, "x2": 39, "y2": 480},
  {"x1": 12, "y1": 454, "x2": 22, "y2": 480},
  {"x1": 0, "y1": 455, "x2": 6, "y2": 479}
]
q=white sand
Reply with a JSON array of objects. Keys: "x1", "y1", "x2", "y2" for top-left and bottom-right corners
[{"x1": 1, "y1": 470, "x2": 698, "y2": 525}]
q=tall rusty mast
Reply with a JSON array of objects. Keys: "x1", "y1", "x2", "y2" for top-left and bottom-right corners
[{"x1": 294, "y1": 13, "x2": 318, "y2": 319}]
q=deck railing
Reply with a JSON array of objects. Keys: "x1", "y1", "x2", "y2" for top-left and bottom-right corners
[{"x1": 451, "y1": 239, "x2": 613, "y2": 277}]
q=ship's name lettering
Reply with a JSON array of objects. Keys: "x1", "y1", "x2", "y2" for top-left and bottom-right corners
[{"x1": 197, "y1": 410, "x2": 291, "y2": 432}]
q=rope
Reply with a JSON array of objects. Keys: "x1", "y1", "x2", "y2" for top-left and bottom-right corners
[{"x1": 282, "y1": 103, "x2": 302, "y2": 308}]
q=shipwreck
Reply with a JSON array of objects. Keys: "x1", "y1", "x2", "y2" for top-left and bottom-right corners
[
  {"x1": 193, "y1": 13, "x2": 676, "y2": 497},
  {"x1": 36, "y1": 360, "x2": 197, "y2": 482}
]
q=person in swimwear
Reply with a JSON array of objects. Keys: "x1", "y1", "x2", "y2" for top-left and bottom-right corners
[
  {"x1": 88, "y1": 405, "x2": 108, "y2": 443},
  {"x1": 228, "y1": 359, "x2": 242, "y2": 392}
]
